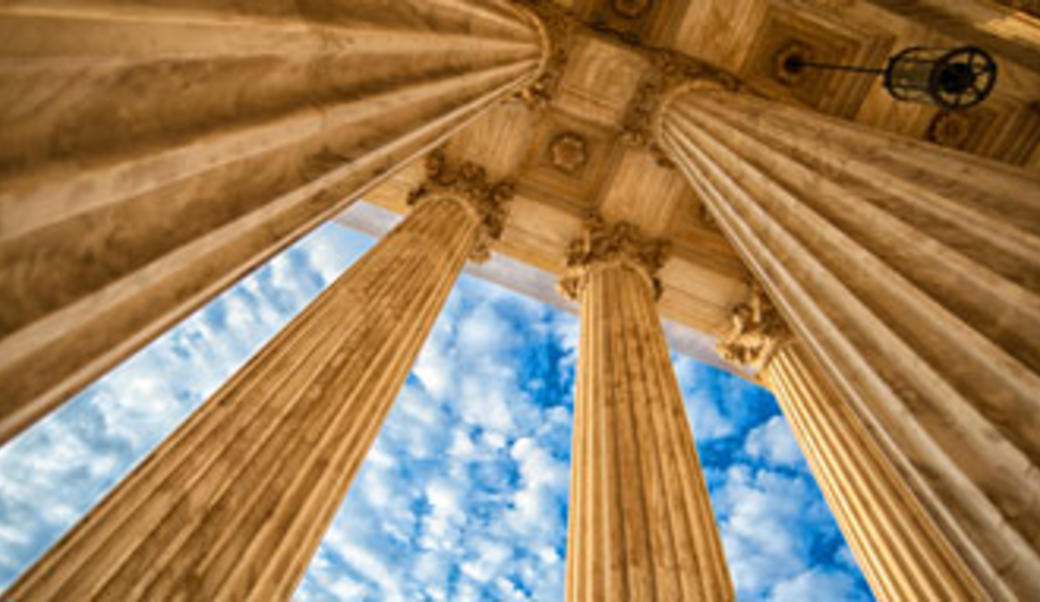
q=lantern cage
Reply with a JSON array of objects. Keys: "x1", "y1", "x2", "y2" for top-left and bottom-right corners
[{"x1": 883, "y1": 46, "x2": 997, "y2": 110}]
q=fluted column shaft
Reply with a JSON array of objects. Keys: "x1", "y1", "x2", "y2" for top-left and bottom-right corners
[
  {"x1": 0, "y1": 0, "x2": 545, "y2": 442},
  {"x1": 658, "y1": 83, "x2": 1040, "y2": 600},
  {"x1": 763, "y1": 342, "x2": 984, "y2": 600},
  {"x1": 4, "y1": 181, "x2": 494, "y2": 601},
  {"x1": 563, "y1": 219, "x2": 733, "y2": 602}
]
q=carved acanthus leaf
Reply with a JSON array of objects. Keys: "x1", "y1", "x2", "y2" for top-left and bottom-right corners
[
  {"x1": 716, "y1": 281, "x2": 791, "y2": 370},
  {"x1": 407, "y1": 151, "x2": 514, "y2": 263},
  {"x1": 621, "y1": 51, "x2": 743, "y2": 168},
  {"x1": 507, "y1": 0, "x2": 576, "y2": 111},
  {"x1": 558, "y1": 215, "x2": 671, "y2": 301},
  {"x1": 508, "y1": 0, "x2": 748, "y2": 124}
]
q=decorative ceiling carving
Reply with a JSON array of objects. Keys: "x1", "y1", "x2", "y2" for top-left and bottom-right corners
[
  {"x1": 920, "y1": 101, "x2": 1040, "y2": 164},
  {"x1": 549, "y1": 132, "x2": 589, "y2": 174},
  {"x1": 509, "y1": 0, "x2": 748, "y2": 120},
  {"x1": 360, "y1": 0, "x2": 1040, "y2": 347},
  {"x1": 927, "y1": 111, "x2": 974, "y2": 148},
  {"x1": 739, "y1": 3, "x2": 895, "y2": 119}
]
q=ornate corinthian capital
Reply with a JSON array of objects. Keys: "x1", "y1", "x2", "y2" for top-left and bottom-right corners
[
  {"x1": 623, "y1": 54, "x2": 743, "y2": 168},
  {"x1": 507, "y1": 0, "x2": 575, "y2": 110},
  {"x1": 407, "y1": 151, "x2": 514, "y2": 263},
  {"x1": 716, "y1": 281, "x2": 792, "y2": 371},
  {"x1": 558, "y1": 216, "x2": 671, "y2": 301}
]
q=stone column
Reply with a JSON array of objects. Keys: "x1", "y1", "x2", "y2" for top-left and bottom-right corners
[
  {"x1": 560, "y1": 217, "x2": 734, "y2": 602},
  {"x1": 0, "y1": 0, "x2": 546, "y2": 443},
  {"x1": 717, "y1": 283, "x2": 986, "y2": 601},
  {"x1": 3, "y1": 154, "x2": 512, "y2": 602},
  {"x1": 657, "y1": 81, "x2": 1040, "y2": 601}
]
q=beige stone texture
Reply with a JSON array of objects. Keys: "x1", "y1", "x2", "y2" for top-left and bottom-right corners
[
  {"x1": 657, "y1": 82, "x2": 1040, "y2": 601},
  {"x1": 3, "y1": 186, "x2": 503, "y2": 601},
  {"x1": 0, "y1": 0, "x2": 543, "y2": 443},
  {"x1": 864, "y1": 0, "x2": 1040, "y2": 72},
  {"x1": 764, "y1": 341, "x2": 986, "y2": 601},
  {"x1": 717, "y1": 282, "x2": 984, "y2": 600},
  {"x1": 3, "y1": 0, "x2": 1040, "y2": 599},
  {"x1": 561, "y1": 218, "x2": 734, "y2": 602}
]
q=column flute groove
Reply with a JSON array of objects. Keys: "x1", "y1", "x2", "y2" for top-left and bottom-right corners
[
  {"x1": 667, "y1": 74, "x2": 1040, "y2": 599},
  {"x1": 715, "y1": 283, "x2": 991, "y2": 601},
  {"x1": 0, "y1": 0, "x2": 549, "y2": 442},
  {"x1": 561, "y1": 217, "x2": 734, "y2": 602},
  {"x1": 3, "y1": 152, "x2": 514, "y2": 602}
]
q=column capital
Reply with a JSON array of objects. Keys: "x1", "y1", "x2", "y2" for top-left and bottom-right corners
[
  {"x1": 507, "y1": 0, "x2": 748, "y2": 121},
  {"x1": 629, "y1": 64, "x2": 743, "y2": 168},
  {"x1": 407, "y1": 151, "x2": 514, "y2": 263},
  {"x1": 558, "y1": 215, "x2": 670, "y2": 301},
  {"x1": 506, "y1": 0, "x2": 575, "y2": 110},
  {"x1": 716, "y1": 280, "x2": 792, "y2": 371},
  {"x1": 650, "y1": 78, "x2": 739, "y2": 165}
]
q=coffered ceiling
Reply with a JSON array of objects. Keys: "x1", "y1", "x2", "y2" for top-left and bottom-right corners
[{"x1": 340, "y1": 0, "x2": 1040, "y2": 373}]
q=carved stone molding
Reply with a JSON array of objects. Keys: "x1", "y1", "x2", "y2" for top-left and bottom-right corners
[
  {"x1": 509, "y1": 0, "x2": 746, "y2": 125},
  {"x1": 926, "y1": 110, "x2": 973, "y2": 148},
  {"x1": 558, "y1": 215, "x2": 671, "y2": 301},
  {"x1": 407, "y1": 151, "x2": 514, "y2": 263},
  {"x1": 716, "y1": 281, "x2": 792, "y2": 371},
  {"x1": 508, "y1": 0, "x2": 576, "y2": 110},
  {"x1": 621, "y1": 52, "x2": 743, "y2": 168},
  {"x1": 549, "y1": 132, "x2": 589, "y2": 174}
]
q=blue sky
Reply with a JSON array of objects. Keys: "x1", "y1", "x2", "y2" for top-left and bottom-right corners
[{"x1": 0, "y1": 221, "x2": 872, "y2": 601}]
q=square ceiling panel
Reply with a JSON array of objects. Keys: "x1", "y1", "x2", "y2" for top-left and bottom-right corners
[
  {"x1": 556, "y1": 32, "x2": 648, "y2": 127},
  {"x1": 740, "y1": 4, "x2": 894, "y2": 119},
  {"x1": 517, "y1": 109, "x2": 619, "y2": 214}
]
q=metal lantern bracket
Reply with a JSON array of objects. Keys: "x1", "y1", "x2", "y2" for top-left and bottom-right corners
[{"x1": 784, "y1": 46, "x2": 998, "y2": 111}]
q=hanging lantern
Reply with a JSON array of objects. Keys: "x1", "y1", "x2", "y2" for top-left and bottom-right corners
[
  {"x1": 884, "y1": 47, "x2": 997, "y2": 110},
  {"x1": 782, "y1": 45, "x2": 998, "y2": 111}
]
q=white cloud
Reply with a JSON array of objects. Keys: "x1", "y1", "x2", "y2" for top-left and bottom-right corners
[
  {"x1": 0, "y1": 222, "x2": 367, "y2": 590},
  {"x1": 768, "y1": 568, "x2": 869, "y2": 602},
  {"x1": 745, "y1": 415, "x2": 804, "y2": 468},
  {"x1": 0, "y1": 223, "x2": 868, "y2": 602},
  {"x1": 684, "y1": 390, "x2": 737, "y2": 441}
]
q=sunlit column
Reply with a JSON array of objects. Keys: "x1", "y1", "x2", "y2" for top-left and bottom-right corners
[
  {"x1": 561, "y1": 217, "x2": 734, "y2": 602},
  {"x1": 3, "y1": 153, "x2": 512, "y2": 602},
  {"x1": 0, "y1": 0, "x2": 546, "y2": 442},
  {"x1": 657, "y1": 80, "x2": 1040, "y2": 601},
  {"x1": 717, "y1": 283, "x2": 987, "y2": 601}
]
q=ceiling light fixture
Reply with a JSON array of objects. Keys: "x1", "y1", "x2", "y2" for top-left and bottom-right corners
[{"x1": 784, "y1": 46, "x2": 998, "y2": 110}]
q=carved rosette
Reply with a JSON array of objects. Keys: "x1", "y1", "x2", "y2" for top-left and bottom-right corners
[
  {"x1": 407, "y1": 151, "x2": 514, "y2": 263},
  {"x1": 716, "y1": 281, "x2": 792, "y2": 371},
  {"x1": 549, "y1": 132, "x2": 589, "y2": 174},
  {"x1": 558, "y1": 215, "x2": 671, "y2": 301},
  {"x1": 926, "y1": 110, "x2": 973, "y2": 148},
  {"x1": 621, "y1": 52, "x2": 743, "y2": 168}
]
